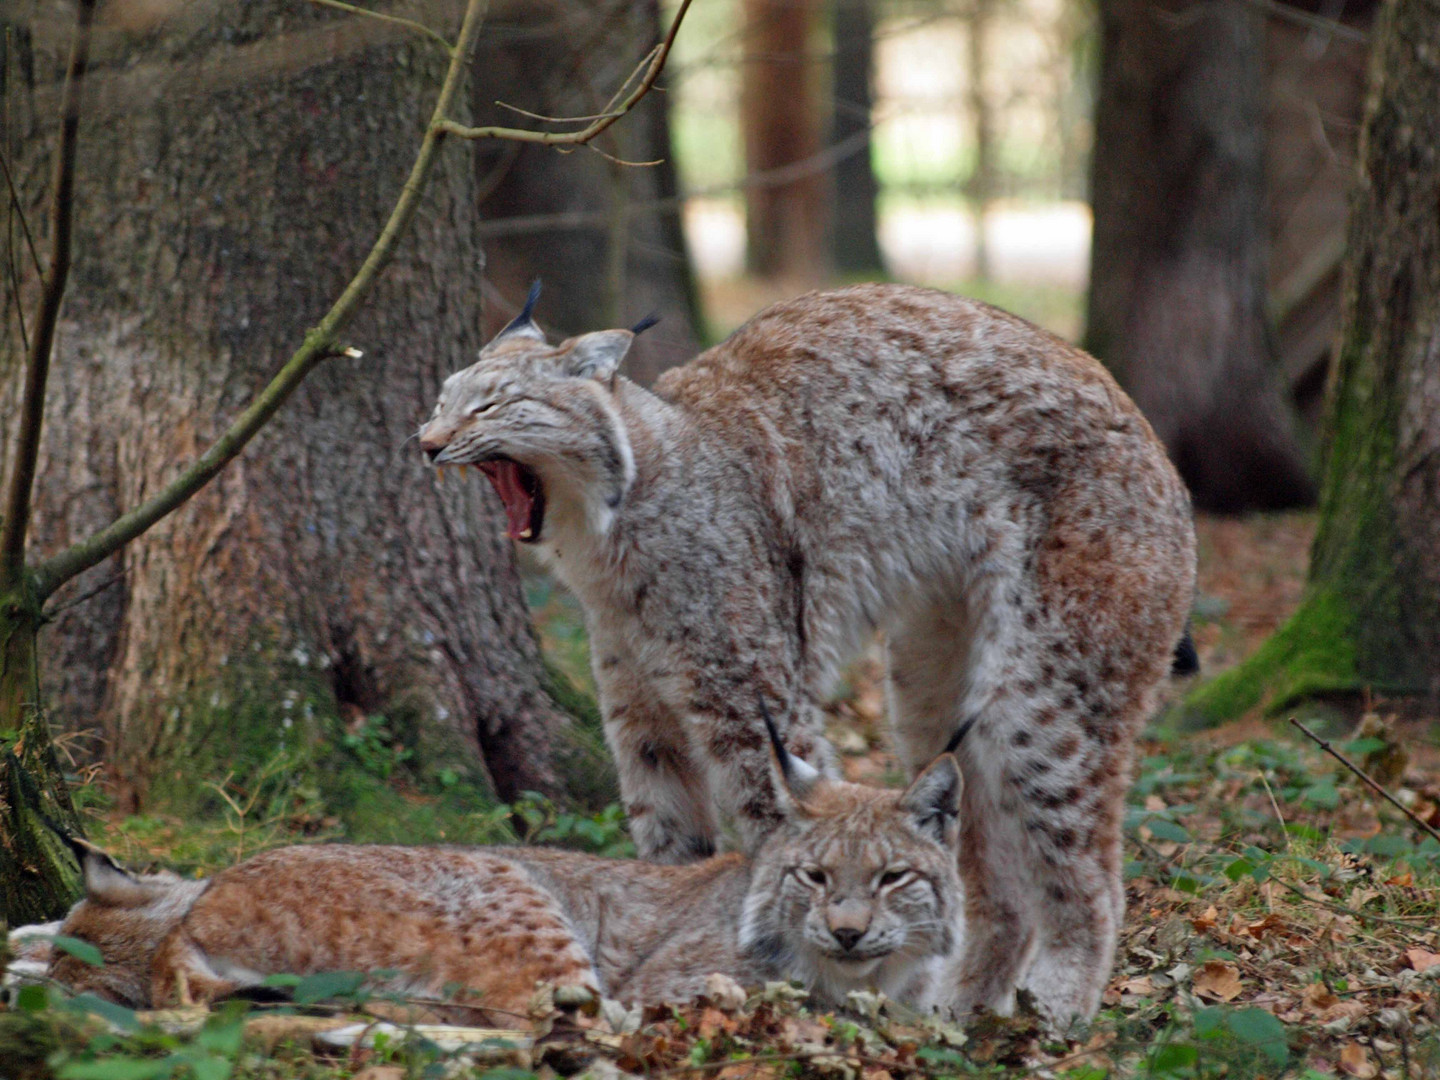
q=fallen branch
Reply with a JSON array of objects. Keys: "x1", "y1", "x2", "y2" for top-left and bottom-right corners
[{"x1": 1289, "y1": 717, "x2": 1440, "y2": 845}]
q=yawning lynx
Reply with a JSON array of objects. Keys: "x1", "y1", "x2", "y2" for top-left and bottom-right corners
[
  {"x1": 46, "y1": 747, "x2": 963, "y2": 1016},
  {"x1": 419, "y1": 283, "x2": 1196, "y2": 1026}
]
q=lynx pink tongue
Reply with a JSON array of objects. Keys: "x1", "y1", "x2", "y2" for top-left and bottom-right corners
[{"x1": 479, "y1": 460, "x2": 534, "y2": 539}]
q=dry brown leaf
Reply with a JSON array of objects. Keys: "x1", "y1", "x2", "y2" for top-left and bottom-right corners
[
  {"x1": 1244, "y1": 913, "x2": 1289, "y2": 939},
  {"x1": 1340, "y1": 1043, "x2": 1378, "y2": 1078},
  {"x1": 1385, "y1": 871, "x2": 1414, "y2": 887},
  {"x1": 1320, "y1": 1000, "x2": 1369, "y2": 1024},
  {"x1": 1192, "y1": 960, "x2": 1244, "y2": 1002},
  {"x1": 1302, "y1": 983, "x2": 1339, "y2": 1013},
  {"x1": 1405, "y1": 947, "x2": 1440, "y2": 973},
  {"x1": 1191, "y1": 905, "x2": 1219, "y2": 933},
  {"x1": 1118, "y1": 976, "x2": 1156, "y2": 998}
]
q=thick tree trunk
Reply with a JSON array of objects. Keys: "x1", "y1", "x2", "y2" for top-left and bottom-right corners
[
  {"x1": 470, "y1": 0, "x2": 703, "y2": 387},
  {"x1": 1086, "y1": 0, "x2": 1315, "y2": 512},
  {"x1": 1182, "y1": 0, "x2": 1440, "y2": 724},
  {"x1": 0, "y1": 2, "x2": 602, "y2": 808},
  {"x1": 741, "y1": 0, "x2": 828, "y2": 282},
  {"x1": 830, "y1": 0, "x2": 883, "y2": 277}
]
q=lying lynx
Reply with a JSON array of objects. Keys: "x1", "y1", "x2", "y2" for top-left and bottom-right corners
[
  {"x1": 47, "y1": 747, "x2": 963, "y2": 1016},
  {"x1": 419, "y1": 283, "x2": 1197, "y2": 1026}
]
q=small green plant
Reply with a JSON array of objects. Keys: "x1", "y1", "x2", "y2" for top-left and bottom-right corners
[
  {"x1": 340, "y1": 714, "x2": 414, "y2": 781},
  {"x1": 510, "y1": 793, "x2": 634, "y2": 857}
]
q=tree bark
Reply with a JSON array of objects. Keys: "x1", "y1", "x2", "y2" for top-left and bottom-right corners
[
  {"x1": 469, "y1": 0, "x2": 703, "y2": 387},
  {"x1": 741, "y1": 0, "x2": 828, "y2": 282},
  {"x1": 1182, "y1": 0, "x2": 1440, "y2": 724},
  {"x1": 1086, "y1": 0, "x2": 1316, "y2": 512},
  {"x1": 0, "y1": 2, "x2": 603, "y2": 809},
  {"x1": 830, "y1": 0, "x2": 883, "y2": 277}
]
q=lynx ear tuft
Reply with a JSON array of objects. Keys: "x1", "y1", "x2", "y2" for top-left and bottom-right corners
[
  {"x1": 760, "y1": 694, "x2": 819, "y2": 800},
  {"x1": 564, "y1": 329, "x2": 634, "y2": 381},
  {"x1": 494, "y1": 279, "x2": 546, "y2": 343},
  {"x1": 901, "y1": 754, "x2": 962, "y2": 845}
]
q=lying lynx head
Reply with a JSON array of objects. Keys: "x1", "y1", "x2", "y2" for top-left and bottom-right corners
[
  {"x1": 743, "y1": 720, "x2": 965, "y2": 1007},
  {"x1": 418, "y1": 282, "x2": 640, "y2": 542},
  {"x1": 50, "y1": 847, "x2": 208, "y2": 1006}
]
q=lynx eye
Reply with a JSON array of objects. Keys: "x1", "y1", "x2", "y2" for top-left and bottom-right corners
[
  {"x1": 468, "y1": 401, "x2": 497, "y2": 417},
  {"x1": 878, "y1": 868, "x2": 911, "y2": 888},
  {"x1": 795, "y1": 867, "x2": 827, "y2": 887}
]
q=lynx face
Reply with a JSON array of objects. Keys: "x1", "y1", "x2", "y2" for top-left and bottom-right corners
[
  {"x1": 742, "y1": 755, "x2": 964, "y2": 1007},
  {"x1": 418, "y1": 298, "x2": 637, "y2": 543}
]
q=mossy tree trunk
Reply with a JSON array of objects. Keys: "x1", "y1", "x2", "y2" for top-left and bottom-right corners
[
  {"x1": 0, "y1": 1, "x2": 609, "y2": 819},
  {"x1": 1183, "y1": 0, "x2": 1440, "y2": 724},
  {"x1": 0, "y1": 575, "x2": 83, "y2": 925},
  {"x1": 1086, "y1": 0, "x2": 1315, "y2": 512}
]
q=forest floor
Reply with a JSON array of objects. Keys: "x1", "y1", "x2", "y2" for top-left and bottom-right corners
[{"x1": 5, "y1": 512, "x2": 1439, "y2": 1079}]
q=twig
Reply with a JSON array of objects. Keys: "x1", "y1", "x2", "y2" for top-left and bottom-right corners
[
  {"x1": 1268, "y1": 874, "x2": 1436, "y2": 938},
  {"x1": 1289, "y1": 717, "x2": 1440, "y2": 845},
  {"x1": 31, "y1": 0, "x2": 492, "y2": 600},
  {"x1": 41, "y1": 571, "x2": 125, "y2": 620},
  {"x1": 0, "y1": 0, "x2": 96, "y2": 588},
  {"x1": 493, "y1": 101, "x2": 625, "y2": 124},
  {"x1": 473, "y1": 123, "x2": 876, "y2": 239},
  {"x1": 306, "y1": 0, "x2": 454, "y2": 56},
  {"x1": 0, "y1": 146, "x2": 43, "y2": 278},
  {"x1": 435, "y1": 0, "x2": 693, "y2": 146}
]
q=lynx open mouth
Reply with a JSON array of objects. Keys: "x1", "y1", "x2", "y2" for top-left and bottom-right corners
[{"x1": 477, "y1": 458, "x2": 545, "y2": 543}]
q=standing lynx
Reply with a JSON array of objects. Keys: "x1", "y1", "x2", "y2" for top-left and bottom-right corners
[
  {"x1": 419, "y1": 283, "x2": 1196, "y2": 1025},
  {"x1": 45, "y1": 749, "x2": 963, "y2": 1015}
]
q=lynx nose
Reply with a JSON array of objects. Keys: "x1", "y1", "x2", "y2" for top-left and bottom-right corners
[
  {"x1": 418, "y1": 431, "x2": 447, "y2": 461},
  {"x1": 831, "y1": 927, "x2": 864, "y2": 952}
]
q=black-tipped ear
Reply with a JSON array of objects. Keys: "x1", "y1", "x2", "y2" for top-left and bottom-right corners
[
  {"x1": 760, "y1": 694, "x2": 819, "y2": 800},
  {"x1": 495, "y1": 279, "x2": 545, "y2": 343},
  {"x1": 943, "y1": 716, "x2": 978, "y2": 756},
  {"x1": 630, "y1": 313, "x2": 660, "y2": 336},
  {"x1": 901, "y1": 754, "x2": 962, "y2": 845}
]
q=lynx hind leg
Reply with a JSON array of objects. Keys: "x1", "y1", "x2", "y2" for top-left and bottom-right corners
[
  {"x1": 606, "y1": 699, "x2": 721, "y2": 863},
  {"x1": 886, "y1": 617, "x2": 1039, "y2": 1018},
  {"x1": 889, "y1": 614, "x2": 1135, "y2": 1027}
]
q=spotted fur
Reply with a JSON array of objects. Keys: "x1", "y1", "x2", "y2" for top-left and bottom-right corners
[
  {"x1": 420, "y1": 283, "x2": 1197, "y2": 1025},
  {"x1": 45, "y1": 761, "x2": 963, "y2": 1015}
]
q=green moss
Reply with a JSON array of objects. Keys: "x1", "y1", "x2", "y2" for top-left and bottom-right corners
[{"x1": 1171, "y1": 588, "x2": 1360, "y2": 730}]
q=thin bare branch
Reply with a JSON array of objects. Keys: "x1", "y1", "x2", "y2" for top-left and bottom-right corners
[
  {"x1": 306, "y1": 0, "x2": 455, "y2": 56},
  {"x1": 1289, "y1": 717, "x2": 1440, "y2": 845},
  {"x1": 41, "y1": 571, "x2": 125, "y2": 620},
  {"x1": 472, "y1": 123, "x2": 875, "y2": 239},
  {"x1": 0, "y1": 148, "x2": 43, "y2": 279},
  {"x1": 0, "y1": 0, "x2": 96, "y2": 589},
  {"x1": 492, "y1": 101, "x2": 625, "y2": 125},
  {"x1": 436, "y1": 0, "x2": 693, "y2": 146},
  {"x1": 586, "y1": 144, "x2": 662, "y2": 168},
  {"x1": 32, "y1": 0, "x2": 491, "y2": 600}
]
